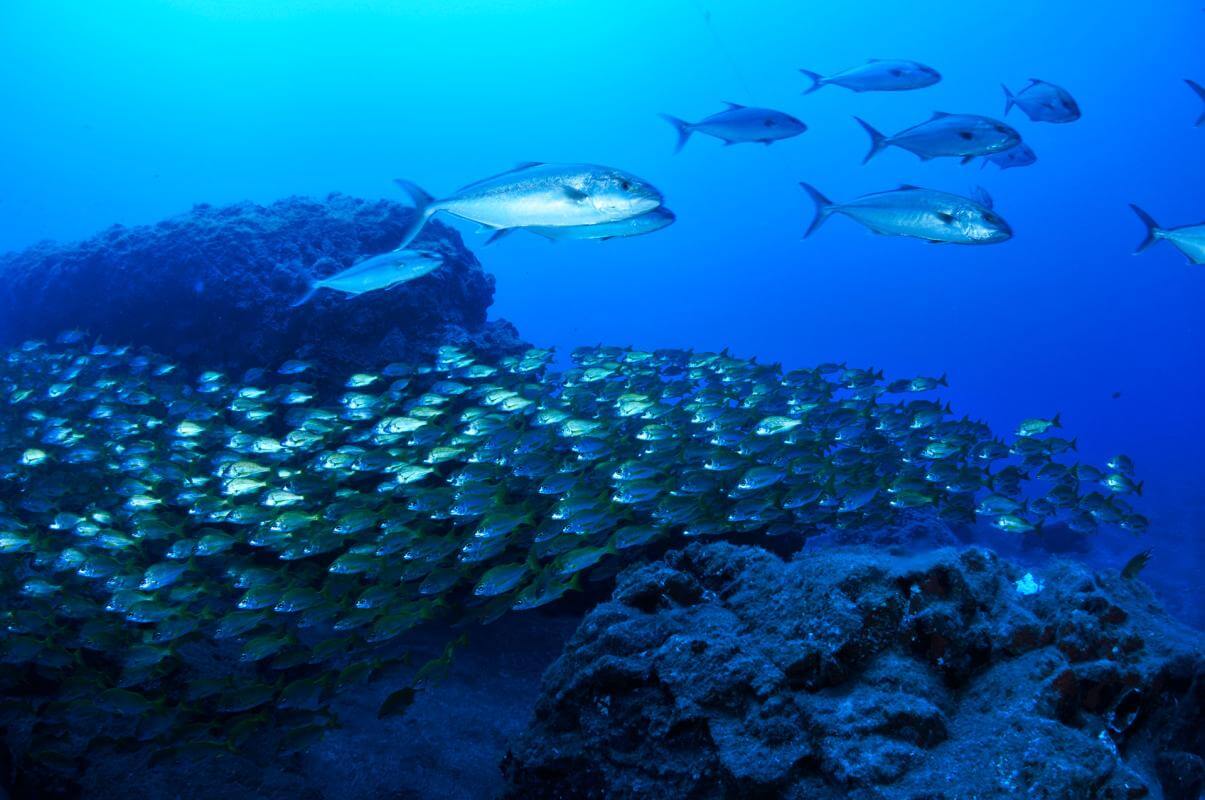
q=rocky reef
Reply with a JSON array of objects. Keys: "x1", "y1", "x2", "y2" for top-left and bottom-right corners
[
  {"x1": 0, "y1": 195, "x2": 523, "y2": 378},
  {"x1": 503, "y1": 542, "x2": 1204, "y2": 799}
]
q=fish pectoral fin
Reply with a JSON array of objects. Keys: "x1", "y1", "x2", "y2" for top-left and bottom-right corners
[
  {"x1": 562, "y1": 186, "x2": 589, "y2": 202},
  {"x1": 959, "y1": 155, "x2": 976, "y2": 165},
  {"x1": 936, "y1": 212, "x2": 956, "y2": 224}
]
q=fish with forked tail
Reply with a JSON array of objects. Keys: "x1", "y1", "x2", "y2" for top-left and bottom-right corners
[
  {"x1": 659, "y1": 103, "x2": 806, "y2": 152},
  {"x1": 391, "y1": 163, "x2": 663, "y2": 249},
  {"x1": 291, "y1": 249, "x2": 444, "y2": 307},
  {"x1": 799, "y1": 60, "x2": 940, "y2": 94},
  {"x1": 854, "y1": 112, "x2": 1021, "y2": 165},
  {"x1": 1130, "y1": 205, "x2": 1205, "y2": 264},
  {"x1": 800, "y1": 182, "x2": 1011, "y2": 245},
  {"x1": 1002, "y1": 79, "x2": 1081, "y2": 123}
]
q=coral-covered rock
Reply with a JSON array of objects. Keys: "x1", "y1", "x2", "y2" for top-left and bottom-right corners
[
  {"x1": 503, "y1": 543, "x2": 1204, "y2": 799},
  {"x1": 0, "y1": 195, "x2": 523, "y2": 378}
]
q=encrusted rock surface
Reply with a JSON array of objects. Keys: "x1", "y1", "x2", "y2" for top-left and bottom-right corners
[
  {"x1": 0, "y1": 195, "x2": 523, "y2": 378},
  {"x1": 503, "y1": 543, "x2": 1204, "y2": 799}
]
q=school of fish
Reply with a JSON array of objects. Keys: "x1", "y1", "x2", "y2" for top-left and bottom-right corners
[{"x1": 0, "y1": 331, "x2": 1147, "y2": 773}]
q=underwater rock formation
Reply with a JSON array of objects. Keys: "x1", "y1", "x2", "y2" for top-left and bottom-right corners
[
  {"x1": 0, "y1": 195, "x2": 523, "y2": 377},
  {"x1": 504, "y1": 542, "x2": 1204, "y2": 799}
]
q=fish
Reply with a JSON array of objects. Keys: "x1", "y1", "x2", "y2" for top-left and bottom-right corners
[
  {"x1": 1187, "y1": 79, "x2": 1204, "y2": 127},
  {"x1": 0, "y1": 336, "x2": 1141, "y2": 772},
  {"x1": 485, "y1": 207, "x2": 676, "y2": 245},
  {"x1": 1120, "y1": 550, "x2": 1152, "y2": 580},
  {"x1": 799, "y1": 183, "x2": 1012, "y2": 244},
  {"x1": 799, "y1": 60, "x2": 940, "y2": 93},
  {"x1": 392, "y1": 163, "x2": 663, "y2": 249},
  {"x1": 291, "y1": 249, "x2": 443, "y2": 307},
  {"x1": 659, "y1": 103, "x2": 807, "y2": 152},
  {"x1": 1002, "y1": 79, "x2": 1081, "y2": 123},
  {"x1": 854, "y1": 112, "x2": 1021, "y2": 164},
  {"x1": 980, "y1": 142, "x2": 1037, "y2": 170},
  {"x1": 1130, "y1": 205, "x2": 1205, "y2": 265}
]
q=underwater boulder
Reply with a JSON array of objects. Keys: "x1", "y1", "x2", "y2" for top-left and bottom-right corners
[
  {"x1": 0, "y1": 195, "x2": 524, "y2": 377},
  {"x1": 504, "y1": 542, "x2": 1204, "y2": 799}
]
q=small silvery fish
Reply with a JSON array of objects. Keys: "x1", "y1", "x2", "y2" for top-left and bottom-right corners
[
  {"x1": 292, "y1": 249, "x2": 443, "y2": 307},
  {"x1": 1130, "y1": 205, "x2": 1205, "y2": 265},
  {"x1": 392, "y1": 162, "x2": 663, "y2": 249},
  {"x1": 800, "y1": 182, "x2": 1012, "y2": 245},
  {"x1": 981, "y1": 142, "x2": 1037, "y2": 170},
  {"x1": 659, "y1": 103, "x2": 807, "y2": 152},
  {"x1": 486, "y1": 207, "x2": 675, "y2": 245},
  {"x1": 799, "y1": 60, "x2": 940, "y2": 94},
  {"x1": 855, "y1": 112, "x2": 1021, "y2": 164},
  {"x1": 1003, "y1": 79, "x2": 1081, "y2": 123}
]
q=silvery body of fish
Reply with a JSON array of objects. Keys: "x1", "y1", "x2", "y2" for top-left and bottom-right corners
[
  {"x1": 1130, "y1": 205, "x2": 1205, "y2": 265},
  {"x1": 392, "y1": 162, "x2": 664, "y2": 249},
  {"x1": 799, "y1": 59, "x2": 940, "y2": 94},
  {"x1": 981, "y1": 142, "x2": 1037, "y2": 170},
  {"x1": 292, "y1": 250, "x2": 444, "y2": 307},
  {"x1": 486, "y1": 207, "x2": 676, "y2": 245},
  {"x1": 1003, "y1": 79, "x2": 1081, "y2": 123},
  {"x1": 659, "y1": 103, "x2": 807, "y2": 152},
  {"x1": 1187, "y1": 79, "x2": 1204, "y2": 127},
  {"x1": 800, "y1": 183, "x2": 1012, "y2": 245},
  {"x1": 855, "y1": 112, "x2": 1021, "y2": 164}
]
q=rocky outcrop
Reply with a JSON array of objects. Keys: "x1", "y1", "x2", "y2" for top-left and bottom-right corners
[
  {"x1": 0, "y1": 195, "x2": 523, "y2": 378},
  {"x1": 503, "y1": 543, "x2": 1204, "y2": 799}
]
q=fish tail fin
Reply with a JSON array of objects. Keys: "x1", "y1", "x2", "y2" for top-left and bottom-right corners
[
  {"x1": 1128, "y1": 204, "x2": 1162, "y2": 254},
  {"x1": 1002, "y1": 84, "x2": 1016, "y2": 116},
  {"x1": 798, "y1": 183, "x2": 836, "y2": 238},
  {"x1": 658, "y1": 114, "x2": 694, "y2": 154},
  {"x1": 484, "y1": 229, "x2": 516, "y2": 246},
  {"x1": 852, "y1": 117, "x2": 887, "y2": 164},
  {"x1": 1187, "y1": 79, "x2": 1205, "y2": 126},
  {"x1": 798, "y1": 68, "x2": 825, "y2": 94},
  {"x1": 290, "y1": 282, "x2": 318, "y2": 308},
  {"x1": 392, "y1": 179, "x2": 437, "y2": 248}
]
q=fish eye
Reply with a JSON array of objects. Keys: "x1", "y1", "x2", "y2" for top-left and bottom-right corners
[
  {"x1": 983, "y1": 212, "x2": 999, "y2": 224},
  {"x1": 994, "y1": 125, "x2": 1009, "y2": 133},
  {"x1": 958, "y1": 131, "x2": 973, "y2": 141},
  {"x1": 620, "y1": 180, "x2": 631, "y2": 191},
  {"x1": 890, "y1": 68, "x2": 903, "y2": 77},
  {"x1": 763, "y1": 118, "x2": 775, "y2": 127}
]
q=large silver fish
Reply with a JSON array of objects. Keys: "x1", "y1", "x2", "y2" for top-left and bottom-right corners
[
  {"x1": 1002, "y1": 79, "x2": 1081, "y2": 123},
  {"x1": 1130, "y1": 205, "x2": 1205, "y2": 265},
  {"x1": 659, "y1": 103, "x2": 807, "y2": 152},
  {"x1": 485, "y1": 207, "x2": 676, "y2": 245},
  {"x1": 392, "y1": 163, "x2": 663, "y2": 249},
  {"x1": 292, "y1": 249, "x2": 444, "y2": 307},
  {"x1": 799, "y1": 60, "x2": 940, "y2": 94},
  {"x1": 854, "y1": 112, "x2": 1021, "y2": 165},
  {"x1": 800, "y1": 183, "x2": 1012, "y2": 245}
]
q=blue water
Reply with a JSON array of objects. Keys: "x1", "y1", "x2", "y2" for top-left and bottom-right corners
[{"x1": 1, "y1": 0, "x2": 1201, "y2": 614}]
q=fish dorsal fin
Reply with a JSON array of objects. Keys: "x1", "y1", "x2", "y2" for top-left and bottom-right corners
[
  {"x1": 456, "y1": 162, "x2": 544, "y2": 192},
  {"x1": 722, "y1": 101, "x2": 746, "y2": 110},
  {"x1": 970, "y1": 186, "x2": 994, "y2": 209},
  {"x1": 896, "y1": 184, "x2": 922, "y2": 191},
  {"x1": 929, "y1": 111, "x2": 952, "y2": 119}
]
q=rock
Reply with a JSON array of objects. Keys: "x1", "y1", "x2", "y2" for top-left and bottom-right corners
[
  {"x1": 0, "y1": 195, "x2": 524, "y2": 378},
  {"x1": 504, "y1": 543, "x2": 1204, "y2": 799}
]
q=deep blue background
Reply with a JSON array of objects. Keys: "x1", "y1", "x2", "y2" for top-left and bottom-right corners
[{"x1": 1, "y1": 0, "x2": 1201, "y2": 614}]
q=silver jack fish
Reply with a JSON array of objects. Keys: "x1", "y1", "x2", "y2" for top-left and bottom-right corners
[
  {"x1": 854, "y1": 112, "x2": 1021, "y2": 165},
  {"x1": 1002, "y1": 79, "x2": 1081, "y2": 123},
  {"x1": 1130, "y1": 205, "x2": 1205, "y2": 265},
  {"x1": 485, "y1": 207, "x2": 675, "y2": 245},
  {"x1": 392, "y1": 163, "x2": 663, "y2": 249},
  {"x1": 800, "y1": 182, "x2": 1012, "y2": 245},
  {"x1": 292, "y1": 249, "x2": 444, "y2": 307},
  {"x1": 659, "y1": 103, "x2": 807, "y2": 152},
  {"x1": 799, "y1": 60, "x2": 940, "y2": 94}
]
